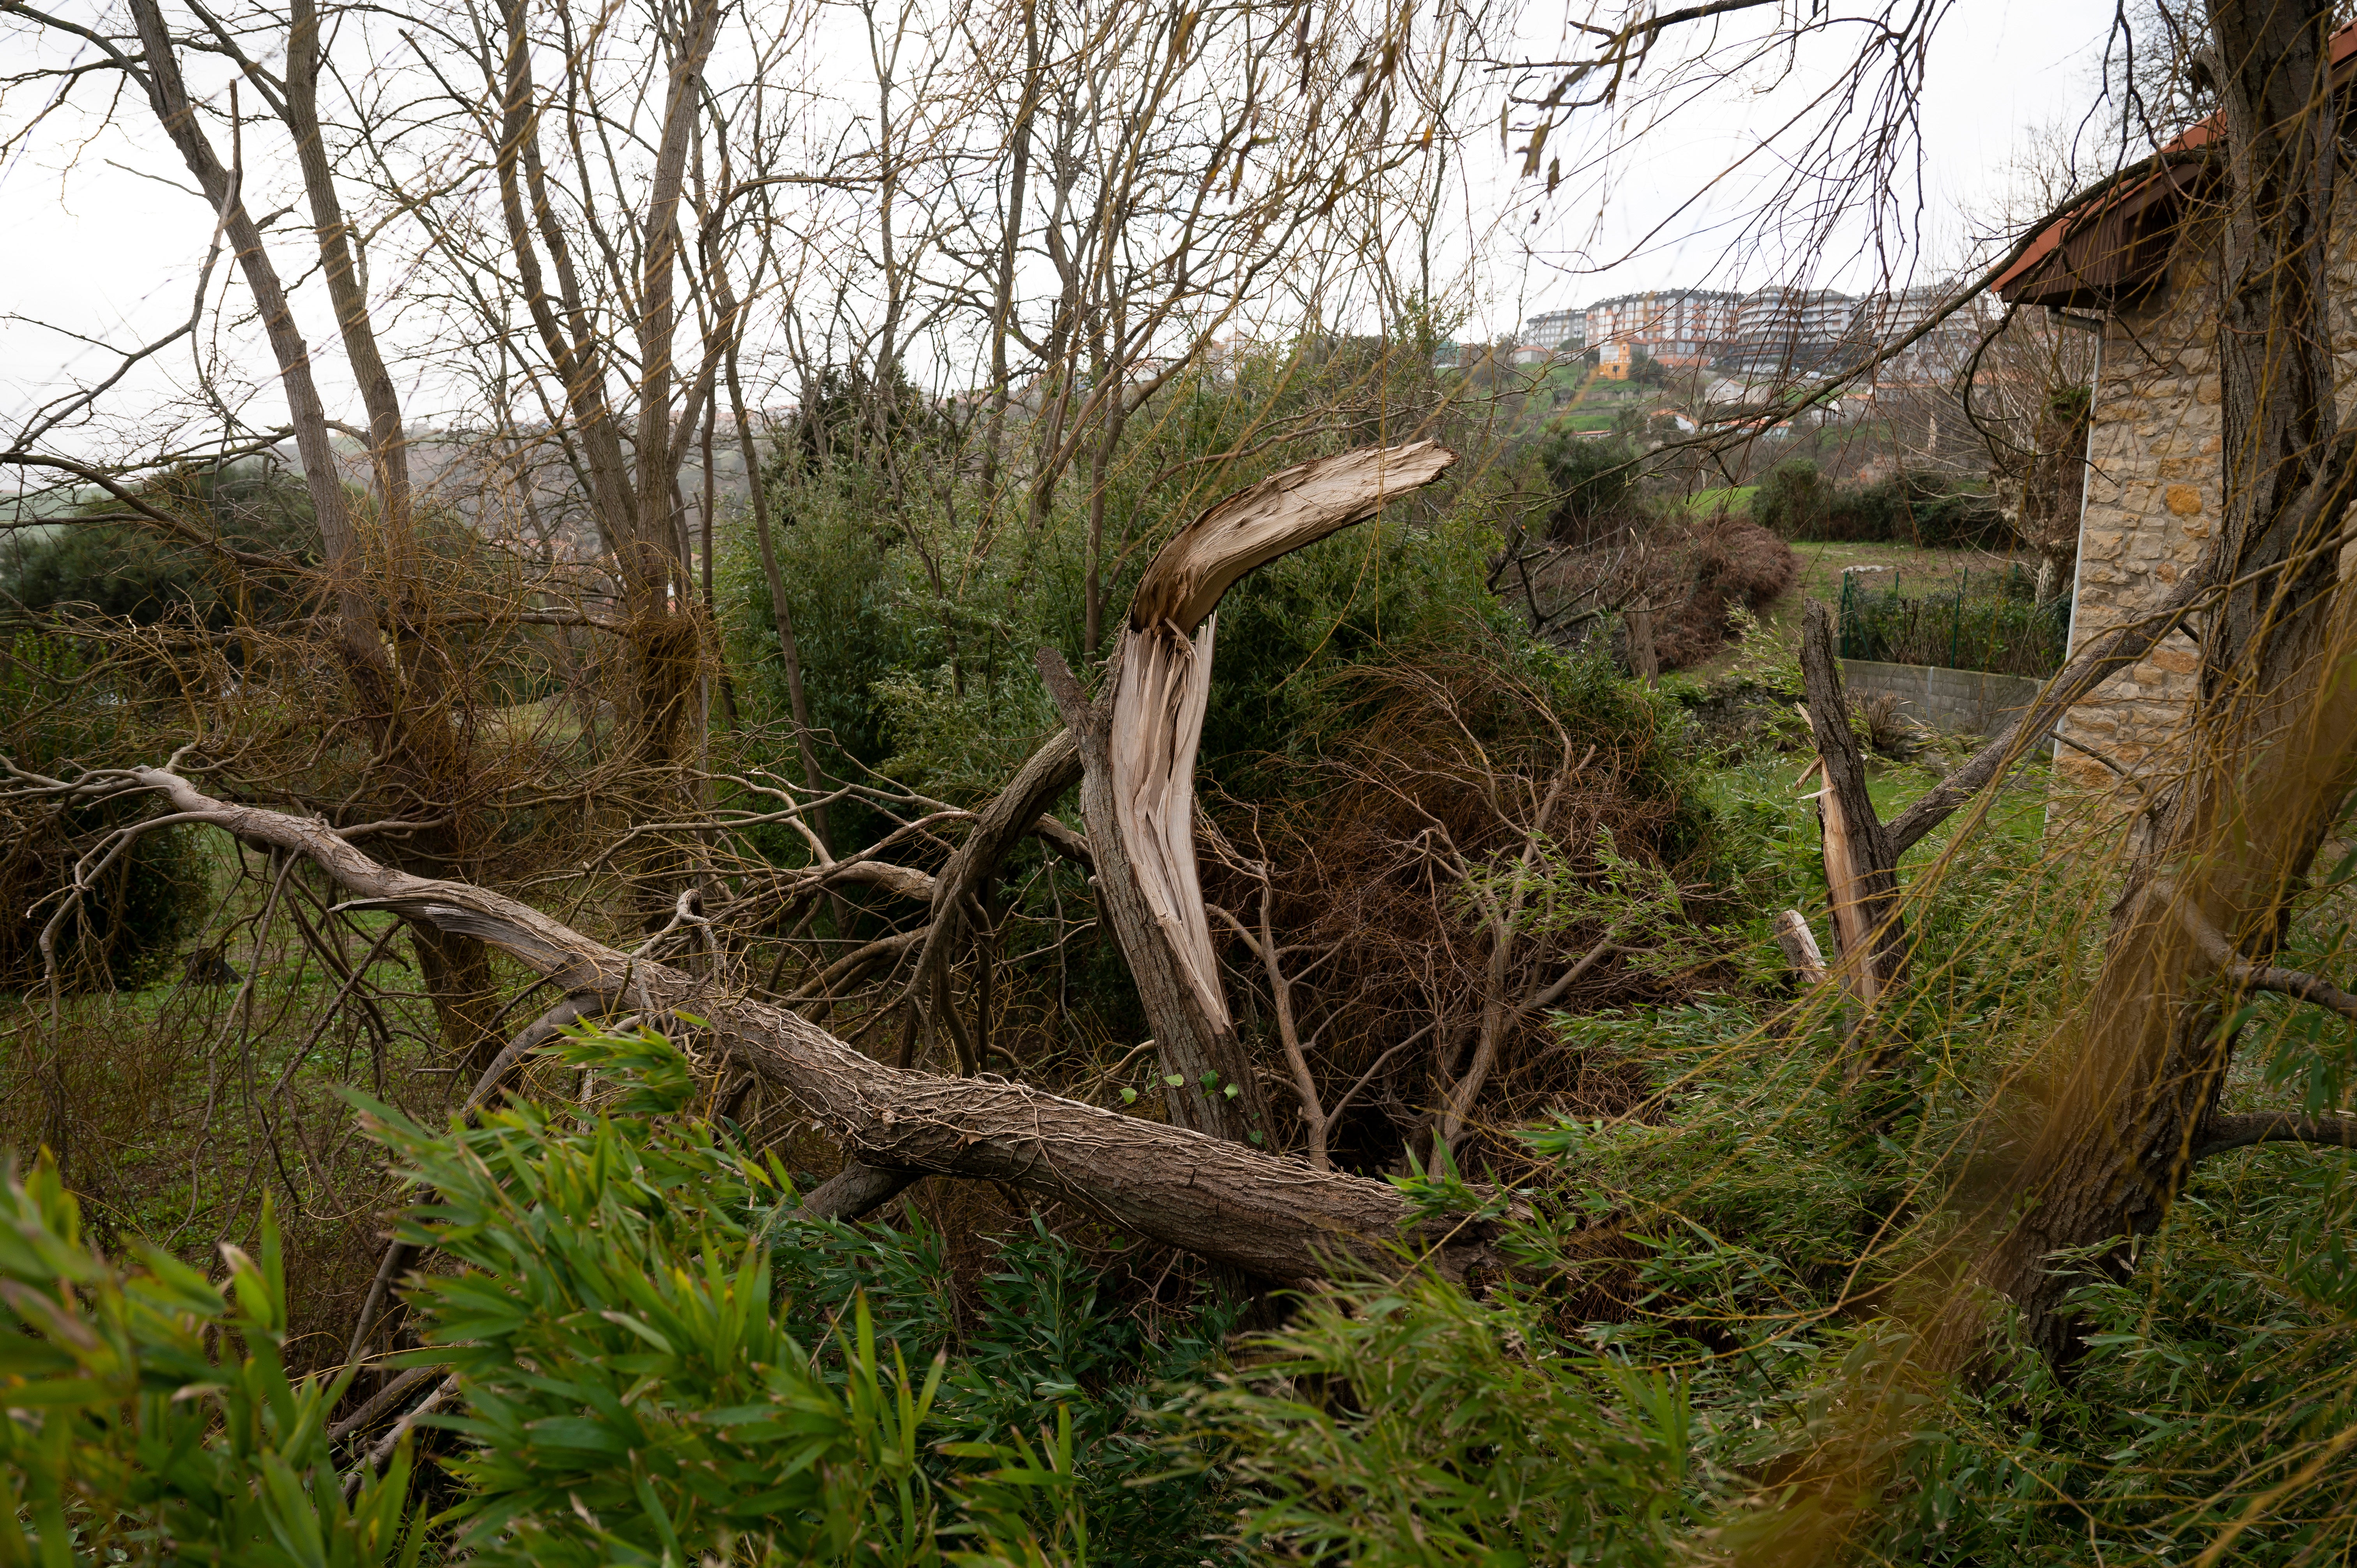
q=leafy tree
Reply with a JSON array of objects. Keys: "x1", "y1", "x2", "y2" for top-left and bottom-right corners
[
  {"x1": 2, "y1": 464, "x2": 314, "y2": 630},
  {"x1": 1535, "y1": 426, "x2": 1644, "y2": 546}
]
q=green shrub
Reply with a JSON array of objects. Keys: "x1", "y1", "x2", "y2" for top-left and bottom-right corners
[
  {"x1": 1753, "y1": 460, "x2": 2005, "y2": 547},
  {"x1": 0, "y1": 1162, "x2": 430, "y2": 1566},
  {"x1": 0, "y1": 1021, "x2": 1274, "y2": 1563},
  {"x1": 1184, "y1": 1273, "x2": 1696, "y2": 1565},
  {"x1": 1, "y1": 463, "x2": 316, "y2": 630},
  {"x1": 0, "y1": 635, "x2": 207, "y2": 991},
  {"x1": 1750, "y1": 457, "x2": 1832, "y2": 539},
  {"x1": 1837, "y1": 567, "x2": 2069, "y2": 676},
  {"x1": 360, "y1": 1023, "x2": 1223, "y2": 1563},
  {"x1": 1534, "y1": 426, "x2": 1644, "y2": 546}
]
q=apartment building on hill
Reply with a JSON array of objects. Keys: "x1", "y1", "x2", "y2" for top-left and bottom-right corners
[
  {"x1": 1518, "y1": 307, "x2": 1588, "y2": 352},
  {"x1": 1586, "y1": 289, "x2": 1743, "y2": 378}
]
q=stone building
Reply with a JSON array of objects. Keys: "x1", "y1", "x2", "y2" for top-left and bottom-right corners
[
  {"x1": 1994, "y1": 25, "x2": 2357, "y2": 801},
  {"x1": 1993, "y1": 143, "x2": 2237, "y2": 794}
]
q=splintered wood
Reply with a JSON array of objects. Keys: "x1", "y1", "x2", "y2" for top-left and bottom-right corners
[
  {"x1": 1126, "y1": 441, "x2": 1459, "y2": 630},
  {"x1": 1068, "y1": 439, "x2": 1460, "y2": 1142},
  {"x1": 1110, "y1": 616, "x2": 1232, "y2": 1029},
  {"x1": 1112, "y1": 439, "x2": 1460, "y2": 1034}
]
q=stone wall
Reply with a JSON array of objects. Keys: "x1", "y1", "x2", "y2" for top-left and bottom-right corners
[{"x1": 2055, "y1": 254, "x2": 2217, "y2": 794}]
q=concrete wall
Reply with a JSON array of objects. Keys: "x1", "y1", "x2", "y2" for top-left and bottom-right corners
[{"x1": 1839, "y1": 659, "x2": 2042, "y2": 737}]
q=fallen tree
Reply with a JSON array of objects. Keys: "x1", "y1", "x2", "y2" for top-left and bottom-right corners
[
  {"x1": 12, "y1": 443, "x2": 1503, "y2": 1290},
  {"x1": 101, "y1": 761, "x2": 1509, "y2": 1287}
]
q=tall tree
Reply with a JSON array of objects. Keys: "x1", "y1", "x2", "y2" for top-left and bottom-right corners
[{"x1": 1984, "y1": 0, "x2": 2357, "y2": 1359}]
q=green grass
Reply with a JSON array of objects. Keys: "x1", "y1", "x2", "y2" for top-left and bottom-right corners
[
  {"x1": 1688, "y1": 485, "x2": 1757, "y2": 516},
  {"x1": 1688, "y1": 537, "x2": 2041, "y2": 683}
]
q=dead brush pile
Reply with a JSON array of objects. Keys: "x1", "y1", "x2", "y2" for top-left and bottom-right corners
[
  {"x1": 1204, "y1": 635, "x2": 1732, "y2": 1178},
  {"x1": 1532, "y1": 510, "x2": 1797, "y2": 669}
]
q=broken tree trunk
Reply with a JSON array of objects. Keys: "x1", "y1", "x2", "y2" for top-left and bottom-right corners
[
  {"x1": 1041, "y1": 441, "x2": 1458, "y2": 1143},
  {"x1": 122, "y1": 765, "x2": 1511, "y2": 1287},
  {"x1": 1798, "y1": 600, "x2": 1907, "y2": 1059},
  {"x1": 1772, "y1": 910, "x2": 1830, "y2": 988}
]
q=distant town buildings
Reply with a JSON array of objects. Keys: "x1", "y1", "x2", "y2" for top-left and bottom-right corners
[
  {"x1": 1717, "y1": 288, "x2": 1857, "y2": 378},
  {"x1": 1517, "y1": 308, "x2": 1588, "y2": 352},
  {"x1": 1487, "y1": 282, "x2": 1979, "y2": 384},
  {"x1": 1585, "y1": 290, "x2": 1744, "y2": 378}
]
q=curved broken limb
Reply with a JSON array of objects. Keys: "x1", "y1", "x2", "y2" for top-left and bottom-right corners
[{"x1": 1044, "y1": 440, "x2": 1460, "y2": 1142}]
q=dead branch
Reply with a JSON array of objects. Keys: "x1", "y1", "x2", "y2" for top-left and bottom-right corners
[
  {"x1": 1206, "y1": 826, "x2": 1340, "y2": 1169},
  {"x1": 115, "y1": 763, "x2": 1516, "y2": 1287},
  {"x1": 2192, "y1": 1111, "x2": 2357, "y2": 1160},
  {"x1": 2224, "y1": 964, "x2": 2357, "y2": 1023}
]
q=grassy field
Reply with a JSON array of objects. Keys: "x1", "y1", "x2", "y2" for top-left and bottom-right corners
[
  {"x1": 1688, "y1": 484, "x2": 1757, "y2": 515},
  {"x1": 1688, "y1": 536, "x2": 2043, "y2": 682}
]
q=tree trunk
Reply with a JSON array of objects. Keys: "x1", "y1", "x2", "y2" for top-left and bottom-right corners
[
  {"x1": 1984, "y1": 0, "x2": 2357, "y2": 1362},
  {"x1": 284, "y1": 0, "x2": 411, "y2": 535},
  {"x1": 1046, "y1": 632, "x2": 1266, "y2": 1140},
  {"x1": 130, "y1": 0, "x2": 502, "y2": 1063},
  {"x1": 124, "y1": 766, "x2": 1520, "y2": 1287},
  {"x1": 724, "y1": 333, "x2": 829, "y2": 853},
  {"x1": 1627, "y1": 607, "x2": 1658, "y2": 684},
  {"x1": 413, "y1": 925, "x2": 503, "y2": 1072},
  {"x1": 1798, "y1": 601, "x2": 1907, "y2": 1065},
  {"x1": 1042, "y1": 442, "x2": 1457, "y2": 1143}
]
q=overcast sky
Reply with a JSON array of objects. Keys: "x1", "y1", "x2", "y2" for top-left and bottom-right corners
[
  {"x1": 1479, "y1": 0, "x2": 2127, "y2": 332},
  {"x1": 1, "y1": 0, "x2": 2128, "y2": 459}
]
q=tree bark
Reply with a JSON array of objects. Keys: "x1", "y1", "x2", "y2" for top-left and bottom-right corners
[
  {"x1": 124, "y1": 766, "x2": 1516, "y2": 1287},
  {"x1": 1041, "y1": 441, "x2": 1458, "y2": 1143},
  {"x1": 1982, "y1": 0, "x2": 2357, "y2": 1362}
]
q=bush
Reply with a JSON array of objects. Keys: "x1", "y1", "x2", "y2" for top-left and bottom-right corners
[
  {"x1": 1530, "y1": 514, "x2": 1797, "y2": 671},
  {"x1": 0, "y1": 635, "x2": 206, "y2": 991},
  {"x1": 0, "y1": 1160, "x2": 431, "y2": 1566},
  {"x1": 1838, "y1": 567, "x2": 2069, "y2": 676},
  {"x1": 1650, "y1": 515, "x2": 1799, "y2": 668},
  {"x1": 1748, "y1": 457, "x2": 1831, "y2": 539},
  {"x1": 371, "y1": 1024, "x2": 1230, "y2": 1563},
  {"x1": 3, "y1": 1024, "x2": 1244, "y2": 1564},
  {"x1": 1753, "y1": 460, "x2": 2005, "y2": 547},
  {"x1": 1186, "y1": 1273, "x2": 1697, "y2": 1565},
  {"x1": 1535, "y1": 427, "x2": 1644, "y2": 546},
  {"x1": 2, "y1": 463, "x2": 316, "y2": 630}
]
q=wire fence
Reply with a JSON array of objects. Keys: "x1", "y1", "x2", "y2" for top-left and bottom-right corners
[{"x1": 1837, "y1": 564, "x2": 2071, "y2": 678}]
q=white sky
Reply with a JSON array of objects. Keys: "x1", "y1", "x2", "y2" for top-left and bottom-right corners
[
  {"x1": 0, "y1": 0, "x2": 2129, "y2": 460},
  {"x1": 1471, "y1": 0, "x2": 2128, "y2": 335}
]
